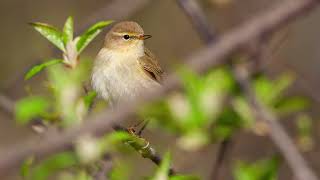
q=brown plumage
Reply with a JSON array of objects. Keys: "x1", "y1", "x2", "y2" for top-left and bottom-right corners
[
  {"x1": 91, "y1": 21, "x2": 164, "y2": 104},
  {"x1": 139, "y1": 48, "x2": 164, "y2": 83}
]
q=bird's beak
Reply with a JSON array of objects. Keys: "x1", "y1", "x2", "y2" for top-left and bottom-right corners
[{"x1": 138, "y1": 34, "x2": 152, "y2": 40}]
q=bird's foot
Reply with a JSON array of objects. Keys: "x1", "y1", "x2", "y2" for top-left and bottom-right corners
[
  {"x1": 126, "y1": 120, "x2": 150, "y2": 137},
  {"x1": 127, "y1": 127, "x2": 137, "y2": 136}
]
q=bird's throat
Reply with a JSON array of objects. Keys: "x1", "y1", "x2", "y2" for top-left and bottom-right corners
[{"x1": 103, "y1": 42, "x2": 145, "y2": 61}]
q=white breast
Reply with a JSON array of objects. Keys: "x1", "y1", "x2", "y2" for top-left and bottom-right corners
[{"x1": 91, "y1": 48, "x2": 160, "y2": 105}]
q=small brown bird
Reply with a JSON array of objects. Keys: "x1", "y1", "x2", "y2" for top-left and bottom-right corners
[{"x1": 91, "y1": 21, "x2": 164, "y2": 105}]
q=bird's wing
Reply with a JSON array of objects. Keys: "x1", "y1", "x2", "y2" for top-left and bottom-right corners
[{"x1": 138, "y1": 48, "x2": 164, "y2": 83}]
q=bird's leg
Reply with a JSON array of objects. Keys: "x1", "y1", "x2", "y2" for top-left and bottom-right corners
[
  {"x1": 127, "y1": 119, "x2": 144, "y2": 135},
  {"x1": 137, "y1": 120, "x2": 150, "y2": 136},
  {"x1": 127, "y1": 119, "x2": 150, "y2": 137},
  {"x1": 127, "y1": 127, "x2": 136, "y2": 135}
]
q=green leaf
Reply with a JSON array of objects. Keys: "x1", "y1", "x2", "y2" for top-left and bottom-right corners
[
  {"x1": 176, "y1": 67, "x2": 234, "y2": 131},
  {"x1": 271, "y1": 74, "x2": 294, "y2": 102},
  {"x1": 205, "y1": 67, "x2": 235, "y2": 92},
  {"x1": 253, "y1": 74, "x2": 294, "y2": 107},
  {"x1": 296, "y1": 114, "x2": 312, "y2": 136},
  {"x1": 76, "y1": 170, "x2": 92, "y2": 180},
  {"x1": 274, "y1": 96, "x2": 309, "y2": 116},
  {"x1": 30, "y1": 22, "x2": 65, "y2": 52},
  {"x1": 212, "y1": 108, "x2": 243, "y2": 140},
  {"x1": 233, "y1": 156, "x2": 280, "y2": 180},
  {"x1": 101, "y1": 131, "x2": 131, "y2": 144},
  {"x1": 99, "y1": 131, "x2": 132, "y2": 152},
  {"x1": 20, "y1": 156, "x2": 34, "y2": 178},
  {"x1": 83, "y1": 91, "x2": 97, "y2": 108},
  {"x1": 177, "y1": 68, "x2": 207, "y2": 128},
  {"x1": 109, "y1": 160, "x2": 130, "y2": 180},
  {"x1": 30, "y1": 152, "x2": 78, "y2": 180},
  {"x1": 24, "y1": 59, "x2": 63, "y2": 80},
  {"x1": 253, "y1": 76, "x2": 274, "y2": 105},
  {"x1": 296, "y1": 114, "x2": 314, "y2": 151},
  {"x1": 178, "y1": 131, "x2": 209, "y2": 151},
  {"x1": 170, "y1": 175, "x2": 200, "y2": 180},
  {"x1": 152, "y1": 152, "x2": 171, "y2": 180},
  {"x1": 232, "y1": 97, "x2": 255, "y2": 128},
  {"x1": 76, "y1": 20, "x2": 113, "y2": 53},
  {"x1": 15, "y1": 96, "x2": 50, "y2": 125},
  {"x1": 47, "y1": 60, "x2": 92, "y2": 126},
  {"x1": 63, "y1": 16, "x2": 74, "y2": 45}
]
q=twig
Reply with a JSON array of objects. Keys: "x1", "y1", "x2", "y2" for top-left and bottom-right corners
[
  {"x1": 77, "y1": 1, "x2": 153, "y2": 174},
  {"x1": 0, "y1": 93, "x2": 14, "y2": 115},
  {"x1": 176, "y1": 0, "x2": 216, "y2": 42},
  {"x1": 210, "y1": 138, "x2": 232, "y2": 180},
  {"x1": 0, "y1": 0, "x2": 318, "y2": 176},
  {"x1": 113, "y1": 125, "x2": 176, "y2": 175},
  {"x1": 232, "y1": 62, "x2": 318, "y2": 180},
  {"x1": 174, "y1": 3, "x2": 318, "y2": 178},
  {"x1": 93, "y1": 155, "x2": 113, "y2": 180},
  {"x1": 0, "y1": 0, "x2": 169, "y2": 176},
  {"x1": 2, "y1": 0, "x2": 152, "y2": 92},
  {"x1": 174, "y1": 1, "x2": 236, "y2": 179},
  {"x1": 0, "y1": 91, "x2": 177, "y2": 176},
  {"x1": 273, "y1": 60, "x2": 320, "y2": 105}
]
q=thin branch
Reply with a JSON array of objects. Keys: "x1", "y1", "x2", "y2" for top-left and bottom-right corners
[
  {"x1": 113, "y1": 125, "x2": 176, "y2": 175},
  {"x1": 210, "y1": 138, "x2": 232, "y2": 180},
  {"x1": 175, "y1": 0, "x2": 232, "y2": 178},
  {"x1": 232, "y1": 62, "x2": 318, "y2": 180},
  {"x1": 93, "y1": 155, "x2": 113, "y2": 180},
  {"x1": 273, "y1": 60, "x2": 320, "y2": 105},
  {"x1": 252, "y1": 28, "x2": 320, "y2": 105},
  {"x1": 0, "y1": 93, "x2": 177, "y2": 176},
  {"x1": 0, "y1": 93, "x2": 14, "y2": 115},
  {"x1": 0, "y1": 0, "x2": 170, "y2": 175},
  {"x1": 176, "y1": 0, "x2": 216, "y2": 42},
  {"x1": 0, "y1": 0, "x2": 318, "y2": 176},
  {"x1": 2, "y1": 0, "x2": 152, "y2": 92}
]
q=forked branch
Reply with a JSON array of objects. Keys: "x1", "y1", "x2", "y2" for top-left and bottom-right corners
[{"x1": 0, "y1": 0, "x2": 318, "y2": 177}]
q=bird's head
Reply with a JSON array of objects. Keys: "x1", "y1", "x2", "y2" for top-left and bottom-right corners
[{"x1": 104, "y1": 21, "x2": 151, "y2": 53}]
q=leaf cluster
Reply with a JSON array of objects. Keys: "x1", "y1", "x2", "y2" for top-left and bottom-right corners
[{"x1": 15, "y1": 16, "x2": 314, "y2": 180}]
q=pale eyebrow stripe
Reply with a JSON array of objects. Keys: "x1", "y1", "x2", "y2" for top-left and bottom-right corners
[{"x1": 112, "y1": 32, "x2": 138, "y2": 36}]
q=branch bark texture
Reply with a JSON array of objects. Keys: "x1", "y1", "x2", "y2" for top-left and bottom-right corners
[
  {"x1": 0, "y1": 0, "x2": 318, "y2": 176},
  {"x1": 233, "y1": 63, "x2": 318, "y2": 180},
  {"x1": 176, "y1": 0, "x2": 318, "y2": 180}
]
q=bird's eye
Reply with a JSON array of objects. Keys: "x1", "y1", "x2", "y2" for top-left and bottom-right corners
[{"x1": 123, "y1": 35, "x2": 130, "y2": 40}]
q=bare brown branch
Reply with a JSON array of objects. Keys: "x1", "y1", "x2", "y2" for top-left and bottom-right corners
[
  {"x1": 1, "y1": 0, "x2": 161, "y2": 175},
  {"x1": 0, "y1": 93, "x2": 14, "y2": 115},
  {"x1": 0, "y1": 0, "x2": 318, "y2": 176},
  {"x1": 112, "y1": 125, "x2": 176, "y2": 175},
  {"x1": 93, "y1": 155, "x2": 113, "y2": 180},
  {"x1": 175, "y1": 0, "x2": 231, "y2": 178},
  {"x1": 175, "y1": 1, "x2": 318, "y2": 179},
  {"x1": 176, "y1": 0, "x2": 216, "y2": 42},
  {"x1": 3, "y1": 0, "x2": 152, "y2": 92},
  {"x1": 232, "y1": 62, "x2": 318, "y2": 180}
]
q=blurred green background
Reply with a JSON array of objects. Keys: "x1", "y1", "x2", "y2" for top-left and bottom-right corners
[{"x1": 1, "y1": 0, "x2": 320, "y2": 179}]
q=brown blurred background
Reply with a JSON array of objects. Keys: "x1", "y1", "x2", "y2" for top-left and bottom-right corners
[{"x1": 0, "y1": 0, "x2": 320, "y2": 179}]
